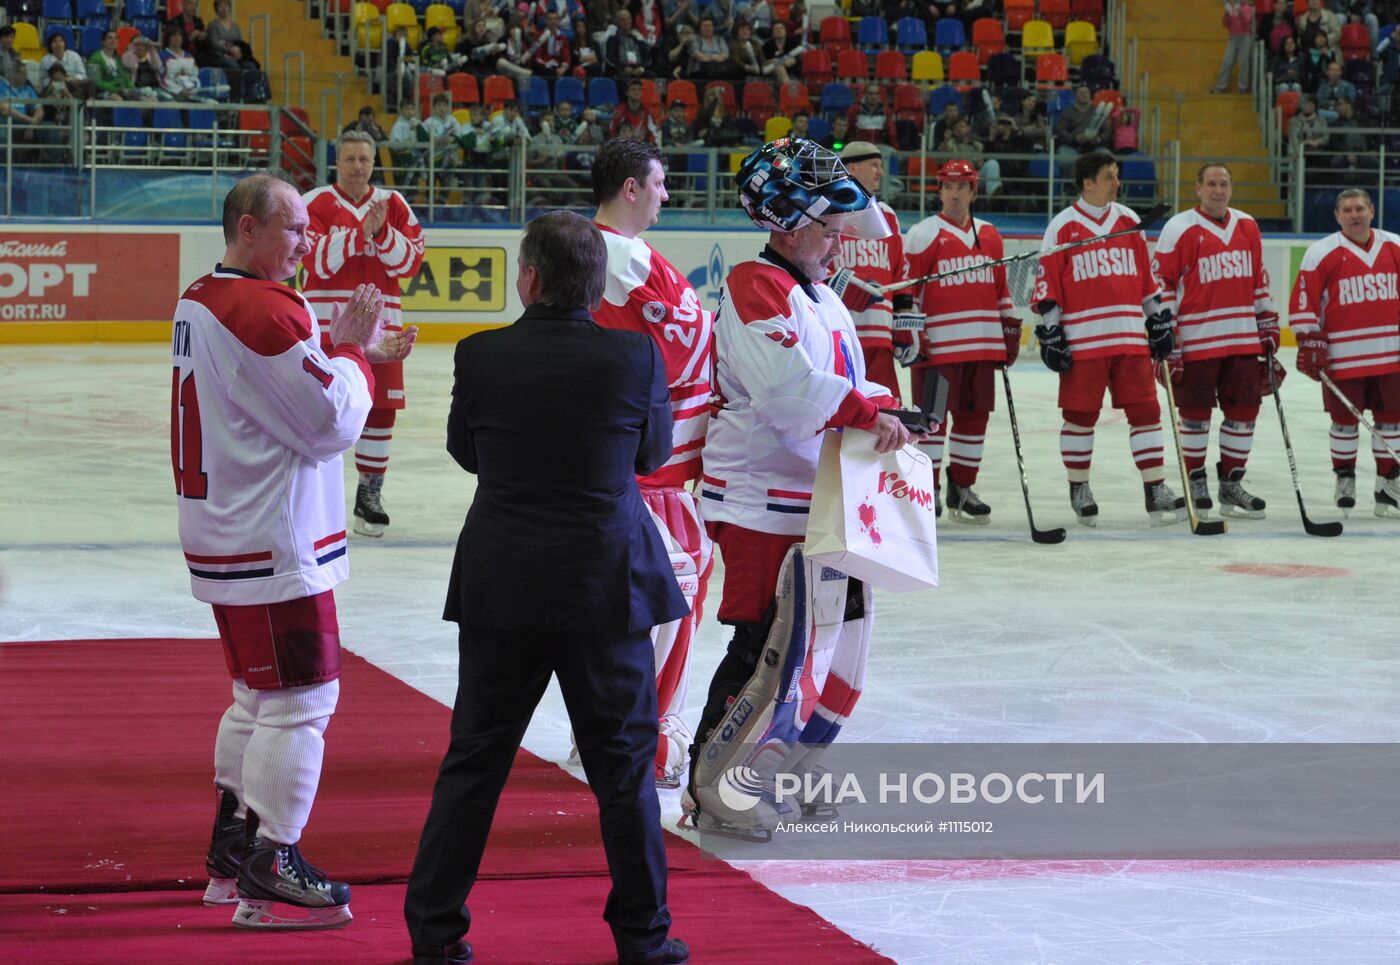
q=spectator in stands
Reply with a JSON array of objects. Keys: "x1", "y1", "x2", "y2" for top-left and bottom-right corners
[
  {"x1": 849, "y1": 83, "x2": 892, "y2": 145},
  {"x1": 1301, "y1": 28, "x2": 1336, "y2": 92},
  {"x1": 166, "y1": 0, "x2": 208, "y2": 57},
  {"x1": 533, "y1": 0, "x2": 585, "y2": 25},
  {"x1": 344, "y1": 105, "x2": 387, "y2": 142},
  {"x1": 1328, "y1": 96, "x2": 1376, "y2": 184},
  {"x1": 506, "y1": 6, "x2": 540, "y2": 70},
  {"x1": 123, "y1": 34, "x2": 174, "y2": 100},
  {"x1": 526, "y1": 108, "x2": 572, "y2": 204},
  {"x1": 386, "y1": 26, "x2": 417, "y2": 108},
  {"x1": 661, "y1": 98, "x2": 693, "y2": 143},
  {"x1": 667, "y1": 22, "x2": 696, "y2": 77},
  {"x1": 1214, "y1": 0, "x2": 1254, "y2": 94},
  {"x1": 665, "y1": 0, "x2": 701, "y2": 34},
  {"x1": 610, "y1": 77, "x2": 660, "y2": 140},
  {"x1": 931, "y1": 98, "x2": 964, "y2": 146},
  {"x1": 727, "y1": 19, "x2": 765, "y2": 79},
  {"x1": 424, "y1": 92, "x2": 466, "y2": 185},
  {"x1": 463, "y1": 0, "x2": 505, "y2": 40},
  {"x1": 40, "y1": 31, "x2": 94, "y2": 101},
  {"x1": 527, "y1": 10, "x2": 573, "y2": 77},
  {"x1": 1289, "y1": 93, "x2": 1331, "y2": 157},
  {"x1": 489, "y1": 100, "x2": 532, "y2": 169},
  {"x1": 605, "y1": 8, "x2": 651, "y2": 78},
  {"x1": 698, "y1": 0, "x2": 736, "y2": 35},
  {"x1": 760, "y1": 19, "x2": 803, "y2": 85},
  {"x1": 687, "y1": 16, "x2": 730, "y2": 78},
  {"x1": 749, "y1": 0, "x2": 774, "y2": 36},
  {"x1": 88, "y1": 30, "x2": 140, "y2": 100},
  {"x1": 938, "y1": 116, "x2": 1001, "y2": 197},
  {"x1": 0, "y1": 27, "x2": 21, "y2": 82},
  {"x1": 634, "y1": 0, "x2": 666, "y2": 54},
  {"x1": 1315, "y1": 59, "x2": 1357, "y2": 120},
  {"x1": 42, "y1": 64, "x2": 77, "y2": 135},
  {"x1": 1011, "y1": 91, "x2": 1049, "y2": 149},
  {"x1": 791, "y1": 109, "x2": 811, "y2": 139},
  {"x1": 1296, "y1": 0, "x2": 1341, "y2": 57},
  {"x1": 694, "y1": 87, "x2": 743, "y2": 145},
  {"x1": 421, "y1": 26, "x2": 453, "y2": 75},
  {"x1": 1273, "y1": 34, "x2": 1305, "y2": 94},
  {"x1": 0, "y1": 60, "x2": 62, "y2": 161},
  {"x1": 1055, "y1": 84, "x2": 1110, "y2": 165},
  {"x1": 207, "y1": 0, "x2": 258, "y2": 70},
  {"x1": 785, "y1": 0, "x2": 809, "y2": 41},
  {"x1": 162, "y1": 26, "x2": 221, "y2": 101},
  {"x1": 1267, "y1": 8, "x2": 1295, "y2": 53},
  {"x1": 820, "y1": 112, "x2": 851, "y2": 150},
  {"x1": 1340, "y1": 0, "x2": 1381, "y2": 48},
  {"x1": 572, "y1": 16, "x2": 605, "y2": 76},
  {"x1": 389, "y1": 104, "x2": 429, "y2": 200}
]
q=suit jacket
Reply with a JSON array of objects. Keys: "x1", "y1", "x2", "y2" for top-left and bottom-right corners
[{"x1": 444, "y1": 303, "x2": 689, "y2": 634}]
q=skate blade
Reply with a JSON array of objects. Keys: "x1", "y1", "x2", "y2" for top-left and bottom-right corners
[
  {"x1": 1219, "y1": 504, "x2": 1266, "y2": 520},
  {"x1": 232, "y1": 898, "x2": 352, "y2": 930},
  {"x1": 948, "y1": 510, "x2": 991, "y2": 526},
  {"x1": 1192, "y1": 504, "x2": 1213, "y2": 519},
  {"x1": 1374, "y1": 504, "x2": 1400, "y2": 519},
  {"x1": 1074, "y1": 513, "x2": 1098, "y2": 528},
  {"x1": 352, "y1": 518, "x2": 385, "y2": 538},
  {"x1": 203, "y1": 877, "x2": 239, "y2": 906},
  {"x1": 1148, "y1": 508, "x2": 1186, "y2": 527}
]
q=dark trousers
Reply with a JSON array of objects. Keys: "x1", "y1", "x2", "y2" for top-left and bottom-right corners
[{"x1": 404, "y1": 626, "x2": 671, "y2": 957}]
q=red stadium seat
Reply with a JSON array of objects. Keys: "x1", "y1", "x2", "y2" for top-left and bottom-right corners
[
  {"x1": 1036, "y1": 52, "x2": 1069, "y2": 86},
  {"x1": 1092, "y1": 88, "x2": 1124, "y2": 112},
  {"x1": 874, "y1": 50, "x2": 907, "y2": 82},
  {"x1": 1070, "y1": 0, "x2": 1104, "y2": 29},
  {"x1": 802, "y1": 48, "x2": 833, "y2": 85},
  {"x1": 640, "y1": 78, "x2": 661, "y2": 113},
  {"x1": 705, "y1": 80, "x2": 737, "y2": 112},
  {"x1": 819, "y1": 16, "x2": 852, "y2": 52},
  {"x1": 1040, "y1": 0, "x2": 1071, "y2": 30},
  {"x1": 1004, "y1": 0, "x2": 1035, "y2": 32},
  {"x1": 947, "y1": 51, "x2": 980, "y2": 88},
  {"x1": 1341, "y1": 23, "x2": 1371, "y2": 60},
  {"x1": 971, "y1": 18, "x2": 1005, "y2": 63},
  {"x1": 482, "y1": 74, "x2": 515, "y2": 109},
  {"x1": 778, "y1": 80, "x2": 812, "y2": 116},
  {"x1": 836, "y1": 48, "x2": 869, "y2": 80},
  {"x1": 448, "y1": 72, "x2": 479, "y2": 105},
  {"x1": 668, "y1": 79, "x2": 699, "y2": 122}
]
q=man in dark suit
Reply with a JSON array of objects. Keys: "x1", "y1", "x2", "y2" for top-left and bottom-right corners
[{"x1": 405, "y1": 210, "x2": 691, "y2": 965}]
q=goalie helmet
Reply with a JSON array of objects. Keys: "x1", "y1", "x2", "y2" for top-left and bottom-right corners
[
  {"x1": 937, "y1": 158, "x2": 979, "y2": 190},
  {"x1": 735, "y1": 138, "x2": 889, "y2": 240}
]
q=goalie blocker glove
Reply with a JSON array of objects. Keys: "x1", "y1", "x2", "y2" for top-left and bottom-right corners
[
  {"x1": 1145, "y1": 308, "x2": 1175, "y2": 361},
  {"x1": 1034, "y1": 322, "x2": 1072, "y2": 373},
  {"x1": 1297, "y1": 332, "x2": 1328, "y2": 381}
]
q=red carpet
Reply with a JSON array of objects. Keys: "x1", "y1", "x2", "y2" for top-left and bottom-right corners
[{"x1": 0, "y1": 639, "x2": 892, "y2": 964}]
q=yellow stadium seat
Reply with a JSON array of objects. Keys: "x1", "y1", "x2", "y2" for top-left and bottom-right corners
[
  {"x1": 1064, "y1": 20, "x2": 1098, "y2": 65},
  {"x1": 13, "y1": 22, "x2": 42, "y2": 61},
  {"x1": 453, "y1": 108, "x2": 472, "y2": 124},
  {"x1": 1020, "y1": 19, "x2": 1054, "y2": 56},
  {"x1": 729, "y1": 152, "x2": 746, "y2": 173},
  {"x1": 911, "y1": 49, "x2": 944, "y2": 83},
  {"x1": 385, "y1": 2, "x2": 421, "y2": 46},
  {"x1": 354, "y1": 2, "x2": 384, "y2": 49},
  {"x1": 441, "y1": 25, "x2": 460, "y2": 47},
  {"x1": 765, "y1": 115, "x2": 793, "y2": 141},
  {"x1": 425, "y1": 3, "x2": 456, "y2": 30}
]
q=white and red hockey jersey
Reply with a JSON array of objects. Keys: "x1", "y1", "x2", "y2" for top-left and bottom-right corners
[
  {"x1": 171, "y1": 268, "x2": 374, "y2": 606},
  {"x1": 832, "y1": 201, "x2": 904, "y2": 348},
  {"x1": 1289, "y1": 230, "x2": 1400, "y2": 379},
  {"x1": 1153, "y1": 207, "x2": 1272, "y2": 360},
  {"x1": 594, "y1": 224, "x2": 714, "y2": 487},
  {"x1": 300, "y1": 184, "x2": 424, "y2": 336},
  {"x1": 903, "y1": 212, "x2": 1015, "y2": 364},
  {"x1": 1032, "y1": 201, "x2": 1160, "y2": 359},
  {"x1": 700, "y1": 253, "x2": 896, "y2": 536}
]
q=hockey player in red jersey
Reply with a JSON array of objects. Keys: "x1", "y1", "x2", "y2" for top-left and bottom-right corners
[
  {"x1": 1153, "y1": 162, "x2": 1276, "y2": 520},
  {"x1": 1032, "y1": 151, "x2": 1185, "y2": 526},
  {"x1": 1289, "y1": 188, "x2": 1400, "y2": 518},
  {"x1": 301, "y1": 129, "x2": 425, "y2": 538},
  {"x1": 825, "y1": 141, "x2": 918, "y2": 402},
  {"x1": 590, "y1": 137, "x2": 716, "y2": 788},
  {"x1": 176, "y1": 176, "x2": 416, "y2": 930},
  {"x1": 903, "y1": 159, "x2": 1021, "y2": 523},
  {"x1": 685, "y1": 139, "x2": 919, "y2": 837}
]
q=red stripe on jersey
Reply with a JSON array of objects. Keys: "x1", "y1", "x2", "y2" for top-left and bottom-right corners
[
  {"x1": 766, "y1": 488, "x2": 812, "y2": 499},
  {"x1": 184, "y1": 275, "x2": 313, "y2": 356},
  {"x1": 313, "y1": 530, "x2": 347, "y2": 550},
  {"x1": 183, "y1": 549, "x2": 274, "y2": 564},
  {"x1": 702, "y1": 474, "x2": 727, "y2": 488}
]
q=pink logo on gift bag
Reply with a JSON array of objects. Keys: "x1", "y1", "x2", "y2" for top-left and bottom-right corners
[
  {"x1": 856, "y1": 501, "x2": 882, "y2": 546},
  {"x1": 877, "y1": 471, "x2": 937, "y2": 511}
]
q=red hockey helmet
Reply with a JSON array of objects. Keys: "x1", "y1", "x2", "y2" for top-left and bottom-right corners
[{"x1": 937, "y1": 159, "x2": 979, "y2": 190}]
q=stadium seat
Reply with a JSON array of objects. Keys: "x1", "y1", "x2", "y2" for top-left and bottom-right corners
[
  {"x1": 1064, "y1": 20, "x2": 1098, "y2": 65},
  {"x1": 41, "y1": 0, "x2": 69, "y2": 19},
  {"x1": 198, "y1": 66, "x2": 230, "y2": 102},
  {"x1": 1028, "y1": 155, "x2": 1059, "y2": 190},
  {"x1": 903, "y1": 154, "x2": 935, "y2": 192},
  {"x1": 12, "y1": 22, "x2": 41, "y2": 60},
  {"x1": 704, "y1": 80, "x2": 737, "y2": 112},
  {"x1": 667, "y1": 78, "x2": 698, "y2": 121},
  {"x1": 820, "y1": 82, "x2": 853, "y2": 114},
  {"x1": 239, "y1": 109, "x2": 272, "y2": 163},
  {"x1": 910, "y1": 49, "x2": 943, "y2": 84},
  {"x1": 1045, "y1": 86, "x2": 1076, "y2": 123},
  {"x1": 894, "y1": 17, "x2": 926, "y2": 51},
  {"x1": 1036, "y1": 52, "x2": 1069, "y2": 85},
  {"x1": 150, "y1": 105, "x2": 186, "y2": 159},
  {"x1": 639, "y1": 78, "x2": 660, "y2": 113},
  {"x1": 934, "y1": 18, "x2": 966, "y2": 51},
  {"x1": 79, "y1": 24, "x2": 104, "y2": 54},
  {"x1": 1004, "y1": 0, "x2": 1035, "y2": 32},
  {"x1": 124, "y1": 0, "x2": 155, "y2": 16},
  {"x1": 483, "y1": 73, "x2": 515, "y2": 108},
  {"x1": 986, "y1": 51, "x2": 1020, "y2": 88},
  {"x1": 874, "y1": 50, "x2": 906, "y2": 82},
  {"x1": 1092, "y1": 88, "x2": 1124, "y2": 112},
  {"x1": 947, "y1": 51, "x2": 980, "y2": 88},
  {"x1": 408, "y1": 0, "x2": 431, "y2": 12},
  {"x1": 109, "y1": 105, "x2": 148, "y2": 159},
  {"x1": 778, "y1": 80, "x2": 812, "y2": 116},
  {"x1": 554, "y1": 75, "x2": 584, "y2": 106},
  {"x1": 133, "y1": 17, "x2": 160, "y2": 40},
  {"x1": 819, "y1": 16, "x2": 852, "y2": 52},
  {"x1": 1079, "y1": 53, "x2": 1116, "y2": 89},
  {"x1": 448, "y1": 71, "x2": 479, "y2": 104},
  {"x1": 1020, "y1": 20, "x2": 1055, "y2": 57},
  {"x1": 418, "y1": 73, "x2": 445, "y2": 116},
  {"x1": 742, "y1": 80, "x2": 775, "y2": 112},
  {"x1": 588, "y1": 76, "x2": 618, "y2": 108},
  {"x1": 353, "y1": 2, "x2": 383, "y2": 50},
  {"x1": 1340, "y1": 22, "x2": 1370, "y2": 61},
  {"x1": 1118, "y1": 153, "x2": 1156, "y2": 200},
  {"x1": 928, "y1": 84, "x2": 961, "y2": 114},
  {"x1": 802, "y1": 48, "x2": 833, "y2": 85},
  {"x1": 425, "y1": 4, "x2": 457, "y2": 41},
  {"x1": 971, "y1": 18, "x2": 1005, "y2": 63},
  {"x1": 167, "y1": 0, "x2": 186, "y2": 16},
  {"x1": 523, "y1": 75, "x2": 551, "y2": 112},
  {"x1": 807, "y1": 115, "x2": 830, "y2": 141},
  {"x1": 1276, "y1": 89, "x2": 1300, "y2": 136},
  {"x1": 43, "y1": 24, "x2": 74, "y2": 51},
  {"x1": 75, "y1": 0, "x2": 105, "y2": 16},
  {"x1": 1040, "y1": 0, "x2": 1071, "y2": 30},
  {"x1": 1071, "y1": 0, "x2": 1104, "y2": 28},
  {"x1": 765, "y1": 114, "x2": 793, "y2": 140},
  {"x1": 836, "y1": 47, "x2": 868, "y2": 80},
  {"x1": 385, "y1": 3, "x2": 420, "y2": 47},
  {"x1": 892, "y1": 82, "x2": 924, "y2": 120},
  {"x1": 115, "y1": 25, "x2": 139, "y2": 54},
  {"x1": 856, "y1": 15, "x2": 887, "y2": 50},
  {"x1": 1344, "y1": 58, "x2": 1377, "y2": 93}
]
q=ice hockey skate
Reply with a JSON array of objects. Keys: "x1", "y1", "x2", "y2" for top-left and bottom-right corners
[
  {"x1": 1069, "y1": 480, "x2": 1098, "y2": 527},
  {"x1": 1334, "y1": 467, "x2": 1356, "y2": 515},
  {"x1": 655, "y1": 715, "x2": 692, "y2": 790},
  {"x1": 233, "y1": 816, "x2": 352, "y2": 930},
  {"x1": 1375, "y1": 469, "x2": 1400, "y2": 518},
  {"x1": 1144, "y1": 480, "x2": 1187, "y2": 526},
  {"x1": 1187, "y1": 468, "x2": 1213, "y2": 517},
  {"x1": 202, "y1": 785, "x2": 244, "y2": 906},
  {"x1": 1217, "y1": 464, "x2": 1265, "y2": 519},
  {"x1": 946, "y1": 480, "x2": 991, "y2": 525},
  {"x1": 353, "y1": 482, "x2": 389, "y2": 537}
]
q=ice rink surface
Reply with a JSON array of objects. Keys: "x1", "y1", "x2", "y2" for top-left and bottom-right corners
[{"x1": 7, "y1": 342, "x2": 1400, "y2": 964}]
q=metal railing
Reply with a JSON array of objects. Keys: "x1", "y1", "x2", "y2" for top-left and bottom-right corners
[{"x1": 1285, "y1": 128, "x2": 1400, "y2": 231}]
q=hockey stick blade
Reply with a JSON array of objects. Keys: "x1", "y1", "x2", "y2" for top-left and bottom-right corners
[
  {"x1": 1303, "y1": 517, "x2": 1344, "y2": 537},
  {"x1": 1190, "y1": 518, "x2": 1228, "y2": 536},
  {"x1": 1000, "y1": 368, "x2": 1068, "y2": 545},
  {"x1": 1031, "y1": 524, "x2": 1068, "y2": 544}
]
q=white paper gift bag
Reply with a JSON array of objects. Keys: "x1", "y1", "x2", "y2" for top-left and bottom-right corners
[{"x1": 804, "y1": 429, "x2": 939, "y2": 593}]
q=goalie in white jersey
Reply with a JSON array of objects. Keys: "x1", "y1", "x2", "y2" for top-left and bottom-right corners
[
  {"x1": 172, "y1": 176, "x2": 416, "y2": 931},
  {"x1": 686, "y1": 139, "x2": 918, "y2": 838}
]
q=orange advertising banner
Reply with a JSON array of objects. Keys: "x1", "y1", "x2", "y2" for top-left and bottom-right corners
[{"x1": 0, "y1": 233, "x2": 180, "y2": 323}]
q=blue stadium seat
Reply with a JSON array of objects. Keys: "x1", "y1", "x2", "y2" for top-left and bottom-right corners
[
  {"x1": 807, "y1": 115, "x2": 830, "y2": 141},
  {"x1": 687, "y1": 151, "x2": 711, "y2": 191},
  {"x1": 109, "y1": 105, "x2": 148, "y2": 154},
  {"x1": 443, "y1": 0, "x2": 465, "y2": 10},
  {"x1": 554, "y1": 75, "x2": 584, "y2": 106},
  {"x1": 934, "y1": 18, "x2": 966, "y2": 50},
  {"x1": 79, "y1": 23, "x2": 104, "y2": 54},
  {"x1": 83, "y1": 12, "x2": 108, "y2": 29},
  {"x1": 856, "y1": 16, "x2": 888, "y2": 50},
  {"x1": 1028, "y1": 156, "x2": 1060, "y2": 182},
  {"x1": 43, "y1": 23, "x2": 74, "y2": 49},
  {"x1": 75, "y1": 0, "x2": 105, "y2": 16},
  {"x1": 927, "y1": 84, "x2": 961, "y2": 114},
  {"x1": 199, "y1": 67, "x2": 230, "y2": 102},
  {"x1": 133, "y1": 17, "x2": 160, "y2": 39},
  {"x1": 41, "y1": 0, "x2": 70, "y2": 19},
  {"x1": 125, "y1": 0, "x2": 156, "y2": 16},
  {"x1": 588, "y1": 76, "x2": 618, "y2": 108},
  {"x1": 820, "y1": 81, "x2": 852, "y2": 114},
  {"x1": 152, "y1": 107, "x2": 187, "y2": 153},
  {"x1": 894, "y1": 17, "x2": 926, "y2": 51},
  {"x1": 523, "y1": 75, "x2": 551, "y2": 111},
  {"x1": 1044, "y1": 86, "x2": 1075, "y2": 125},
  {"x1": 1118, "y1": 153, "x2": 1156, "y2": 200}
]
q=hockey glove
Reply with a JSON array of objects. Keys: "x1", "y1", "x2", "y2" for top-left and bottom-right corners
[
  {"x1": 1260, "y1": 354, "x2": 1288, "y2": 396},
  {"x1": 828, "y1": 268, "x2": 881, "y2": 312},
  {"x1": 1034, "y1": 323, "x2": 1072, "y2": 373},
  {"x1": 893, "y1": 340, "x2": 923, "y2": 367},
  {"x1": 1155, "y1": 346, "x2": 1184, "y2": 387},
  {"x1": 893, "y1": 309, "x2": 925, "y2": 332},
  {"x1": 1256, "y1": 311, "x2": 1281, "y2": 354},
  {"x1": 1002, "y1": 317, "x2": 1023, "y2": 366},
  {"x1": 1145, "y1": 309, "x2": 1175, "y2": 361},
  {"x1": 1296, "y1": 331, "x2": 1328, "y2": 381}
]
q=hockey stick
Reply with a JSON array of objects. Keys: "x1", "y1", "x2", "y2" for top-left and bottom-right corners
[
  {"x1": 1267, "y1": 351, "x2": 1343, "y2": 537},
  {"x1": 1160, "y1": 361, "x2": 1228, "y2": 535},
  {"x1": 872, "y1": 202, "x2": 1173, "y2": 296},
  {"x1": 1319, "y1": 371, "x2": 1400, "y2": 465},
  {"x1": 999, "y1": 367, "x2": 1067, "y2": 544}
]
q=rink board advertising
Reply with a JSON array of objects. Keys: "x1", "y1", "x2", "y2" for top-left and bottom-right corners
[{"x1": 0, "y1": 233, "x2": 180, "y2": 323}]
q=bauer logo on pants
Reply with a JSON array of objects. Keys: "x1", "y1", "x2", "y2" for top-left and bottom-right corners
[{"x1": 401, "y1": 247, "x2": 507, "y2": 312}]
